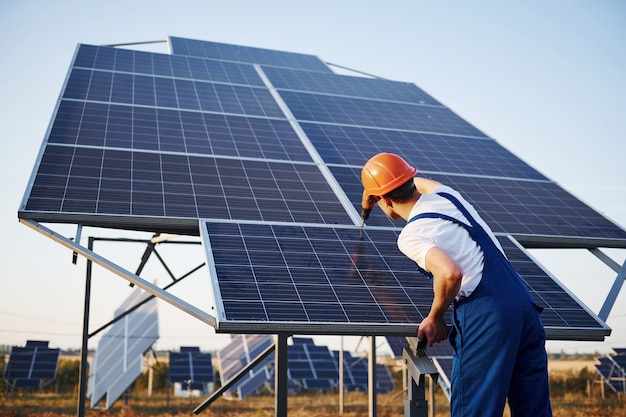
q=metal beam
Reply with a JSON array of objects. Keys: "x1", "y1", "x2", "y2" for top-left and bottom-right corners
[
  {"x1": 20, "y1": 219, "x2": 217, "y2": 327},
  {"x1": 275, "y1": 334, "x2": 289, "y2": 417},
  {"x1": 598, "y1": 258, "x2": 626, "y2": 322},
  {"x1": 368, "y1": 336, "x2": 377, "y2": 417}
]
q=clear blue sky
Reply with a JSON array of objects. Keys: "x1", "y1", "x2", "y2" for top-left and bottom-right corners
[{"x1": 1, "y1": 0, "x2": 625, "y2": 355}]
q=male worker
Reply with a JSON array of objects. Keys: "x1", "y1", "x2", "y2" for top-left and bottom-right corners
[{"x1": 361, "y1": 152, "x2": 552, "y2": 417}]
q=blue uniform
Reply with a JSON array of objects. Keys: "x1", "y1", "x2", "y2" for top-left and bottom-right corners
[{"x1": 408, "y1": 192, "x2": 552, "y2": 417}]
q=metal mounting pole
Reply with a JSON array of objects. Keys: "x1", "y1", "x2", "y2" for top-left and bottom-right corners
[
  {"x1": 77, "y1": 237, "x2": 94, "y2": 417},
  {"x1": 339, "y1": 336, "x2": 344, "y2": 414},
  {"x1": 275, "y1": 334, "x2": 289, "y2": 417},
  {"x1": 368, "y1": 336, "x2": 377, "y2": 417}
]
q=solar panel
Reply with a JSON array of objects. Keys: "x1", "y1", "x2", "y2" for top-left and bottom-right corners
[
  {"x1": 329, "y1": 350, "x2": 395, "y2": 393},
  {"x1": 385, "y1": 336, "x2": 409, "y2": 358},
  {"x1": 595, "y1": 355, "x2": 625, "y2": 393},
  {"x1": 217, "y1": 334, "x2": 274, "y2": 399},
  {"x1": 169, "y1": 37, "x2": 333, "y2": 73},
  {"x1": 168, "y1": 346, "x2": 214, "y2": 391},
  {"x1": 286, "y1": 337, "x2": 336, "y2": 390},
  {"x1": 2, "y1": 340, "x2": 60, "y2": 389},
  {"x1": 202, "y1": 220, "x2": 608, "y2": 340},
  {"x1": 19, "y1": 36, "x2": 625, "y2": 347},
  {"x1": 88, "y1": 288, "x2": 159, "y2": 409}
]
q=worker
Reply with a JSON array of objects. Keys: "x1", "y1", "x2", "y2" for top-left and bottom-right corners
[{"x1": 361, "y1": 152, "x2": 552, "y2": 417}]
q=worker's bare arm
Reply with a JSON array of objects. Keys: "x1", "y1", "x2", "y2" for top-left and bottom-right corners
[{"x1": 417, "y1": 246, "x2": 463, "y2": 346}]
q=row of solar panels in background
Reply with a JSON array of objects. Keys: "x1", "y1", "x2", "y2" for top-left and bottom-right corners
[
  {"x1": 218, "y1": 335, "x2": 395, "y2": 399},
  {"x1": 2, "y1": 340, "x2": 60, "y2": 389},
  {"x1": 595, "y1": 348, "x2": 626, "y2": 393}
]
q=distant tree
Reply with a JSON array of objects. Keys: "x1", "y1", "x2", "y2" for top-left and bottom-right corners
[{"x1": 54, "y1": 359, "x2": 82, "y2": 393}]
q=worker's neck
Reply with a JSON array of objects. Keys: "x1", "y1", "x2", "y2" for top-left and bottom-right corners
[{"x1": 395, "y1": 191, "x2": 421, "y2": 222}]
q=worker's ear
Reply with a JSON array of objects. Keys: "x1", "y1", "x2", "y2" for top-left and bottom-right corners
[{"x1": 382, "y1": 197, "x2": 393, "y2": 207}]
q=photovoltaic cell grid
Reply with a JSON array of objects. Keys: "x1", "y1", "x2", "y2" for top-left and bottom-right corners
[
  {"x1": 88, "y1": 288, "x2": 159, "y2": 410},
  {"x1": 169, "y1": 36, "x2": 333, "y2": 73},
  {"x1": 329, "y1": 350, "x2": 396, "y2": 394},
  {"x1": 168, "y1": 346, "x2": 213, "y2": 389},
  {"x1": 218, "y1": 334, "x2": 274, "y2": 399},
  {"x1": 20, "y1": 42, "x2": 357, "y2": 234},
  {"x1": 300, "y1": 123, "x2": 547, "y2": 180},
  {"x1": 595, "y1": 354, "x2": 625, "y2": 393},
  {"x1": 330, "y1": 165, "x2": 626, "y2": 244},
  {"x1": 203, "y1": 221, "x2": 441, "y2": 335},
  {"x1": 18, "y1": 37, "x2": 624, "y2": 341},
  {"x1": 261, "y1": 66, "x2": 441, "y2": 106},
  {"x1": 2, "y1": 340, "x2": 60, "y2": 389},
  {"x1": 202, "y1": 220, "x2": 608, "y2": 339},
  {"x1": 287, "y1": 337, "x2": 336, "y2": 390}
]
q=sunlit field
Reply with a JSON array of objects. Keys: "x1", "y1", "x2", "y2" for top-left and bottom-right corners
[{"x1": 1, "y1": 381, "x2": 624, "y2": 417}]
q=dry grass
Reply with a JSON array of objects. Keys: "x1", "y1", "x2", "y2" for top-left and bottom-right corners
[{"x1": 1, "y1": 389, "x2": 625, "y2": 417}]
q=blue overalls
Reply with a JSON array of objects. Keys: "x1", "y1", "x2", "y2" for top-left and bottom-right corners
[{"x1": 408, "y1": 192, "x2": 552, "y2": 417}]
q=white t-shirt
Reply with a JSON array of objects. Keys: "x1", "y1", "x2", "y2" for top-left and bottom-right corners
[{"x1": 397, "y1": 185, "x2": 503, "y2": 299}]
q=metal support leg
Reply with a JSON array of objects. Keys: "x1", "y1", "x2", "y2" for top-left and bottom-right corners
[
  {"x1": 339, "y1": 336, "x2": 344, "y2": 415},
  {"x1": 369, "y1": 336, "x2": 377, "y2": 417},
  {"x1": 77, "y1": 237, "x2": 93, "y2": 417},
  {"x1": 275, "y1": 334, "x2": 289, "y2": 417},
  {"x1": 405, "y1": 374, "x2": 428, "y2": 417},
  {"x1": 598, "y1": 258, "x2": 626, "y2": 321}
]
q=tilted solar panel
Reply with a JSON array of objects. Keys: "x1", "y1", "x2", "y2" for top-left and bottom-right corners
[
  {"x1": 329, "y1": 350, "x2": 395, "y2": 394},
  {"x1": 217, "y1": 334, "x2": 274, "y2": 399},
  {"x1": 287, "y1": 338, "x2": 336, "y2": 390},
  {"x1": 19, "y1": 36, "x2": 624, "y2": 346},
  {"x1": 201, "y1": 220, "x2": 608, "y2": 340},
  {"x1": 169, "y1": 37, "x2": 333, "y2": 73},
  {"x1": 595, "y1": 355, "x2": 625, "y2": 393},
  {"x1": 88, "y1": 288, "x2": 159, "y2": 409},
  {"x1": 2, "y1": 340, "x2": 60, "y2": 389},
  {"x1": 262, "y1": 66, "x2": 440, "y2": 105},
  {"x1": 168, "y1": 346, "x2": 213, "y2": 385},
  {"x1": 330, "y1": 165, "x2": 626, "y2": 246}
]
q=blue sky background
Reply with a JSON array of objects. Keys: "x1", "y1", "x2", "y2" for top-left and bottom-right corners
[{"x1": 1, "y1": 0, "x2": 625, "y2": 355}]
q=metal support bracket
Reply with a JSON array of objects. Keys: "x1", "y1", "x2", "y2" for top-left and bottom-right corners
[{"x1": 403, "y1": 337, "x2": 439, "y2": 417}]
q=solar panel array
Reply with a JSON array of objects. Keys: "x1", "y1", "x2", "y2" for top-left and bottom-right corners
[
  {"x1": 329, "y1": 350, "x2": 396, "y2": 394},
  {"x1": 88, "y1": 288, "x2": 159, "y2": 409},
  {"x1": 19, "y1": 36, "x2": 624, "y2": 341},
  {"x1": 2, "y1": 340, "x2": 60, "y2": 389},
  {"x1": 168, "y1": 346, "x2": 213, "y2": 392},
  {"x1": 286, "y1": 337, "x2": 336, "y2": 390},
  {"x1": 595, "y1": 349, "x2": 626, "y2": 393},
  {"x1": 217, "y1": 335, "x2": 394, "y2": 398},
  {"x1": 218, "y1": 334, "x2": 274, "y2": 399}
]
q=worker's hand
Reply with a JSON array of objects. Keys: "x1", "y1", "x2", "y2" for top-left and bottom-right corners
[{"x1": 417, "y1": 314, "x2": 447, "y2": 347}]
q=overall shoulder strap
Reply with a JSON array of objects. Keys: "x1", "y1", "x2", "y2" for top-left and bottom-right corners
[{"x1": 407, "y1": 192, "x2": 476, "y2": 232}]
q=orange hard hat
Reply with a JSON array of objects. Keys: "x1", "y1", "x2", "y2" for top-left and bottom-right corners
[{"x1": 361, "y1": 153, "x2": 417, "y2": 198}]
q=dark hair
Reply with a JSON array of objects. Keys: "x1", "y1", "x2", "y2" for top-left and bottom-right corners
[{"x1": 383, "y1": 179, "x2": 416, "y2": 202}]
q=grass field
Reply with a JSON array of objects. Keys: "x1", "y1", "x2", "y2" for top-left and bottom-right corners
[
  {"x1": 1, "y1": 385, "x2": 624, "y2": 417},
  {"x1": 1, "y1": 359, "x2": 624, "y2": 416}
]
